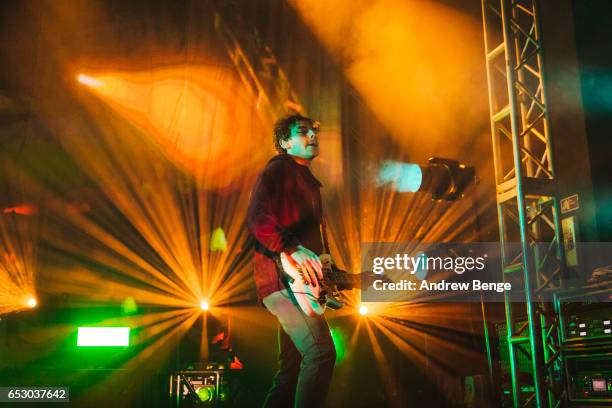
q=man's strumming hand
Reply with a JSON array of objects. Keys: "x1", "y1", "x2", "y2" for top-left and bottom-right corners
[{"x1": 289, "y1": 245, "x2": 323, "y2": 286}]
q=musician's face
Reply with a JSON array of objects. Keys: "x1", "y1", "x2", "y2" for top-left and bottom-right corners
[{"x1": 282, "y1": 120, "x2": 320, "y2": 160}]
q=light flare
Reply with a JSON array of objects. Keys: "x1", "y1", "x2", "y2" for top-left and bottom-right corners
[
  {"x1": 289, "y1": 0, "x2": 487, "y2": 158},
  {"x1": 77, "y1": 73, "x2": 105, "y2": 88},
  {"x1": 0, "y1": 196, "x2": 39, "y2": 315},
  {"x1": 25, "y1": 296, "x2": 37, "y2": 308},
  {"x1": 76, "y1": 66, "x2": 270, "y2": 189},
  {"x1": 359, "y1": 304, "x2": 369, "y2": 316}
]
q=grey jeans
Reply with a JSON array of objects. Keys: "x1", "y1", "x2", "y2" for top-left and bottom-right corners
[{"x1": 262, "y1": 289, "x2": 336, "y2": 408}]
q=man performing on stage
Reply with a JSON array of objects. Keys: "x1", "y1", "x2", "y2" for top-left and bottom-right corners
[{"x1": 247, "y1": 114, "x2": 336, "y2": 408}]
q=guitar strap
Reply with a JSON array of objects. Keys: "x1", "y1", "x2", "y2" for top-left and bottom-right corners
[{"x1": 253, "y1": 239, "x2": 279, "y2": 260}]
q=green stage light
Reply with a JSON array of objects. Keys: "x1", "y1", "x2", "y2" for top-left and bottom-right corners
[
  {"x1": 121, "y1": 297, "x2": 138, "y2": 315},
  {"x1": 77, "y1": 327, "x2": 130, "y2": 347},
  {"x1": 210, "y1": 227, "x2": 227, "y2": 251},
  {"x1": 196, "y1": 385, "x2": 215, "y2": 403}
]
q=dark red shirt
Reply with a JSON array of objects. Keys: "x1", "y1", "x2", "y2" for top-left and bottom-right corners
[{"x1": 246, "y1": 154, "x2": 324, "y2": 300}]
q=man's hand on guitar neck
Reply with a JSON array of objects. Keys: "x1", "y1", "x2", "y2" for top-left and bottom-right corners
[{"x1": 288, "y1": 245, "x2": 323, "y2": 286}]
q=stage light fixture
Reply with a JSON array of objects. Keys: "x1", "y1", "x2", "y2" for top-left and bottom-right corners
[
  {"x1": 378, "y1": 157, "x2": 475, "y2": 201},
  {"x1": 200, "y1": 300, "x2": 210, "y2": 311},
  {"x1": 25, "y1": 296, "x2": 37, "y2": 308},
  {"x1": 195, "y1": 385, "x2": 215, "y2": 403},
  {"x1": 77, "y1": 327, "x2": 130, "y2": 347},
  {"x1": 359, "y1": 305, "x2": 369, "y2": 316}
]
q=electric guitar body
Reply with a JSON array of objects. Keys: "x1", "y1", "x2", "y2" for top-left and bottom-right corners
[{"x1": 279, "y1": 252, "x2": 371, "y2": 317}]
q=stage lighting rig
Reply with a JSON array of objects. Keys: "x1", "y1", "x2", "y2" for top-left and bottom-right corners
[
  {"x1": 378, "y1": 157, "x2": 476, "y2": 201},
  {"x1": 169, "y1": 362, "x2": 236, "y2": 407},
  {"x1": 421, "y1": 158, "x2": 475, "y2": 201}
]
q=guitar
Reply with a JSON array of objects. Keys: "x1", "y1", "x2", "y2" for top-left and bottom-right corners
[{"x1": 278, "y1": 252, "x2": 382, "y2": 317}]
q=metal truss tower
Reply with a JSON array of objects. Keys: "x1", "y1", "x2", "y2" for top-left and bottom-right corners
[
  {"x1": 213, "y1": 1, "x2": 302, "y2": 124},
  {"x1": 481, "y1": 0, "x2": 567, "y2": 407}
]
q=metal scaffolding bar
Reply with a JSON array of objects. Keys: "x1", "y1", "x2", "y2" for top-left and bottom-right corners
[{"x1": 481, "y1": 0, "x2": 566, "y2": 406}]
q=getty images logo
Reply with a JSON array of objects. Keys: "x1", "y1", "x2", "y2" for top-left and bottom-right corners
[{"x1": 371, "y1": 252, "x2": 487, "y2": 279}]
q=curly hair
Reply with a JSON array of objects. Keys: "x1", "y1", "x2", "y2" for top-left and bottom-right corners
[{"x1": 273, "y1": 114, "x2": 318, "y2": 154}]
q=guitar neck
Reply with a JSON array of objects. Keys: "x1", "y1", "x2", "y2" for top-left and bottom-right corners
[{"x1": 322, "y1": 268, "x2": 360, "y2": 289}]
